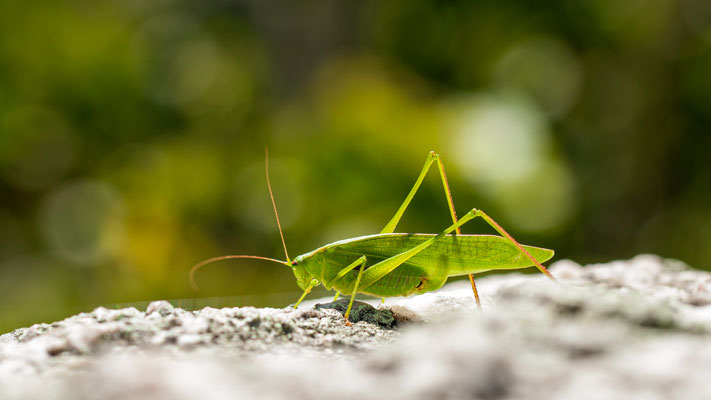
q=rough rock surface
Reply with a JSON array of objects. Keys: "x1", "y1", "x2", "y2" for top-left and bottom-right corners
[{"x1": 2, "y1": 255, "x2": 711, "y2": 399}]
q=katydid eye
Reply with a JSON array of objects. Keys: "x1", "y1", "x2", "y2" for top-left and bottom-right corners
[{"x1": 292, "y1": 260, "x2": 298, "y2": 266}]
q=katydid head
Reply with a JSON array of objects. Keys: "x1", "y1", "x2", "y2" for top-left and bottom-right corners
[{"x1": 290, "y1": 254, "x2": 320, "y2": 291}]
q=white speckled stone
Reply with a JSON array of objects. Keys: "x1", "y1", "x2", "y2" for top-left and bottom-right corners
[{"x1": 1, "y1": 255, "x2": 711, "y2": 399}]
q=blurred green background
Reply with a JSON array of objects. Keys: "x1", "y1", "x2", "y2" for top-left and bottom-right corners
[{"x1": 2, "y1": 0, "x2": 711, "y2": 332}]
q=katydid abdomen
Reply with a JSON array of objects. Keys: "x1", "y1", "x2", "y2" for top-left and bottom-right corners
[{"x1": 301, "y1": 233, "x2": 555, "y2": 298}]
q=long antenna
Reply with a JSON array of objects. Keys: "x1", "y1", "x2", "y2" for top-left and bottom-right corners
[
  {"x1": 265, "y1": 147, "x2": 291, "y2": 264},
  {"x1": 188, "y1": 149, "x2": 294, "y2": 292},
  {"x1": 189, "y1": 255, "x2": 289, "y2": 291}
]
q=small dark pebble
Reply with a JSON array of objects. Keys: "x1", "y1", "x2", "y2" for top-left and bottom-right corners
[{"x1": 314, "y1": 299, "x2": 396, "y2": 329}]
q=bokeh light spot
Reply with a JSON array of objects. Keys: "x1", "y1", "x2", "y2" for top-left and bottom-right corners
[
  {"x1": 446, "y1": 94, "x2": 550, "y2": 185},
  {"x1": 39, "y1": 181, "x2": 124, "y2": 266},
  {"x1": 0, "y1": 107, "x2": 77, "y2": 190},
  {"x1": 174, "y1": 40, "x2": 220, "y2": 103},
  {"x1": 443, "y1": 93, "x2": 574, "y2": 232},
  {"x1": 492, "y1": 160, "x2": 576, "y2": 233},
  {"x1": 495, "y1": 37, "x2": 582, "y2": 118}
]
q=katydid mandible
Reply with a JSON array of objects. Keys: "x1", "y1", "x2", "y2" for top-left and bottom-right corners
[{"x1": 190, "y1": 151, "x2": 556, "y2": 324}]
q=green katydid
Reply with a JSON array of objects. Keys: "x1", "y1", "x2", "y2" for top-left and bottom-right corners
[{"x1": 190, "y1": 151, "x2": 556, "y2": 324}]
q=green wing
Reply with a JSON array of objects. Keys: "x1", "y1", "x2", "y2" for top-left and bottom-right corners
[{"x1": 321, "y1": 233, "x2": 554, "y2": 276}]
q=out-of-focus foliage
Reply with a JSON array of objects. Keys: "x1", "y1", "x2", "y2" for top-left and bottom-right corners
[{"x1": 1, "y1": 0, "x2": 711, "y2": 332}]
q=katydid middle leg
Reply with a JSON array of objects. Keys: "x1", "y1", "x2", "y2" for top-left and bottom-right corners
[
  {"x1": 323, "y1": 255, "x2": 369, "y2": 323},
  {"x1": 344, "y1": 257, "x2": 367, "y2": 325},
  {"x1": 381, "y1": 151, "x2": 482, "y2": 308}
]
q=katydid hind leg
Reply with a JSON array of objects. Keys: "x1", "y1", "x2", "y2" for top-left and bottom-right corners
[
  {"x1": 359, "y1": 208, "x2": 480, "y2": 292},
  {"x1": 468, "y1": 277, "x2": 482, "y2": 308},
  {"x1": 380, "y1": 151, "x2": 482, "y2": 308},
  {"x1": 476, "y1": 210, "x2": 557, "y2": 281},
  {"x1": 434, "y1": 153, "x2": 482, "y2": 309},
  {"x1": 381, "y1": 152, "x2": 439, "y2": 234}
]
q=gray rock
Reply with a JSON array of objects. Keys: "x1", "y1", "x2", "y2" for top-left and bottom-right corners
[{"x1": 1, "y1": 255, "x2": 711, "y2": 399}]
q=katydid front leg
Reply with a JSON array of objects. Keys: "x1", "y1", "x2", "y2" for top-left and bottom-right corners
[{"x1": 293, "y1": 280, "x2": 318, "y2": 309}]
